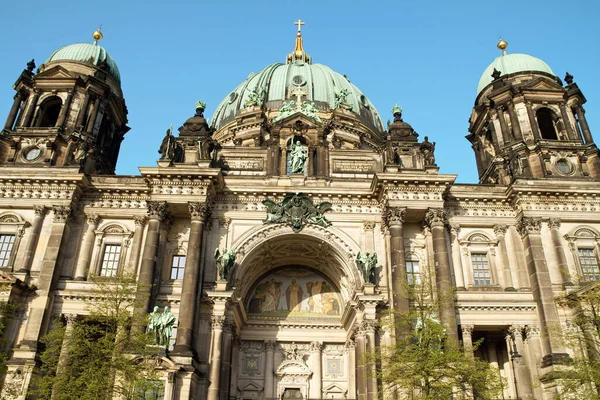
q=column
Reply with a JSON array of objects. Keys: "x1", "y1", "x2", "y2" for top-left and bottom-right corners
[
  {"x1": 310, "y1": 341, "x2": 323, "y2": 399},
  {"x1": 264, "y1": 340, "x2": 275, "y2": 398},
  {"x1": 4, "y1": 91, "x2": 24, "y2": 130},
  {"x1": 496, "y1": 106, "x2": 511, "y2": 144},
  {"x1": 22, "y1": 90, "x2": 40, "y2": 127},
  {"x1": 354, "y1": 325, "x2": 367, "y2": 400},
  {"x1": 386, "y1": 208, "x2": 409, "y2": 339},
  {"x1": 573, "y1": 103, "x2": 593, "y2": 144},
  {"x1": 494, "y1": 225, "x2": 515, "y2": 290},
  {"x1": 525, "y1": 101, "x2": 541, "y2": 140},
  {"x1": 548, "y1": 218, "x2": 572, "y2": 287},
  {"x1": 73, "y1": 214, "x2": 100, "y2": 280},
  {"x1": 229, "y1": 337, "x2": 240, "y2": 398},
  {"x1": 129, "y1": 216, "x2": 147, "y2": 274},
  {"x1": 507, "y1": 101, "x2": 523, "y2": 140},
  {"x1": 365, "y1": 322, "x2": 378, "y2": 400},
  {"x1": 461, "y1": 325, "x2": 474, "y2": 357},
  {"x1": 559, "y1": 102, "x2": 577, "y2": 140},
  {"x1": 524, "y1": 325, "x2": 545, "y2": 399},
  {"x1": 52, "y1": 314, "x2": 78, "y2": 397},
  {"x1": 18, "y1": 206, "x2": 46, "y2": 273},
  {"x1": 18, "y1": 205, "x2": 73, "y2": 350},
  {"x1": 85, "y1": 96, "x2": 100, "y2": 134},
  {"x1": 509, "y1": 326, "x2": 534, "y2": 399},
  {"x1": 134, "y1": 201, "x2": 166, "y2": 317},
  {"x1": 55, "y1": 90, "x2": 73, "y2": 128},
  {"x1": 75, "y1": 91, "x2": 91, "y2": 129},
  {"x1": 269, "y1": 133, "x2": 280, "y2": 176},
  {"x1": 172, "y1": 202, "x2": 210, "y2": 355},
  {"x1": 517, "y1": 217, "x2": 568, "y2": 366},
  {"x1": 345, "y1": 339, "x2": 356, "y2": 399},
  {"x1": 450, "y1": 224, "x2": 466, "y2": 290},
  {"x1": 424, "y1": 209, "x2": 458, "y2": 341},
  {"x1": 207, "y1": 316, "x2": 225, "y2": 400},
  {"x1": 219, "y1": 321, "x2": 234, "y2": 400}
]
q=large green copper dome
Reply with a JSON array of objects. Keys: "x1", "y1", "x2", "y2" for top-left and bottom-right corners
[
  {"x1": 45, "y1": 43, "x2": 121, "y2": 83},
  {"x1": 477, "y1": 52, "x2": 554, "y2": 95},
  {"x1": 211, "y1": 61, "x2": 384, "y2": 131}
]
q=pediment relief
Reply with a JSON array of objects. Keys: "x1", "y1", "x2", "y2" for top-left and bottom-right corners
[
  {"x1": 35, "y1": 65, "x2": 78, "y2": 80},
  {"x1": 521, "y1": 76, "x2": 563, "y2": 92},
  {"x1": 240, "y1": 381, "x2": 263, "y2": 391},
  {"x1": 567, "y1": 225, "x2": 600, "y2": 240},
  {"x1": 276, "y1": 360, "x2": 311, "y2": 377}
]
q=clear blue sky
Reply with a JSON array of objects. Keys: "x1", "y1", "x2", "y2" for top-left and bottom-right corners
[{"x1": 0, "y1": 0, "x2": 598, "y2": 183}]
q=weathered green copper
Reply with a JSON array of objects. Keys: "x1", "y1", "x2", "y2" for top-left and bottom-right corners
[
  {"x1": 214, "y1": 247, "x2": 236, "y2": 281},
  {"x1": 146, "y1": 306, "x2": 176, "y2": 348},
  {"x1": 392, "y1": 104, "x2": 403, "y2": 115},
  {"x1": 356, "y1": 251, "x2": 378, "y2": 284},
  {"x1": 289, "y1": 141, "x2": 308, "y2": 174},
  {"x1": 262, "y1": 193, "x2": 332, "y2": 233},
  {"x1": 195, "y1": 99, "x2": 207, "y2": 110},
  {"x1": 45, "y1": 43, "x2": 121, "y2": 83},
  {"x1": 477, "y1": 53, "x2": 554, "y2": 94}
]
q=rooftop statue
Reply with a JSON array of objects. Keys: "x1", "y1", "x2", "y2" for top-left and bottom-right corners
[
  {"x1": 420, "y1": 136, "x2": 436, "y2": 166},
  {"x1": 334, "y1": 88, "x2": 352, "y2": 111},
  {"x1": 147, "y1": 306, "x2": 176, "y2": 348},
  {"x1": 158, "y1": 127, "x2": 173, "y2": 160}
]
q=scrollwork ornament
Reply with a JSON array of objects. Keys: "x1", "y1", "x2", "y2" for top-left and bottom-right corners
[
  {"x1": 517, "y1": 217, "x2": 542, "y2": 236},
  {"x1": 449, "y1": 223, "x2": 460, "y2": 238},
  {"x1": 188, "y1": 202, "x2": 210, "y2": 223},
  {"x1": 424, "y1": 208, "x2": 447, "y2": 228},
  {"x1": 508, "y1": 325, "x2": 524, "y2": 340},
  {"x1": 363, "y1": 319, "x2": 378, "y2": 333},
  {"x1": 147, "y1": 201, "x2": 167, "y2": 221},
  {"x1": 548, "y1": 218, "x2": 561, "y2": 230}
]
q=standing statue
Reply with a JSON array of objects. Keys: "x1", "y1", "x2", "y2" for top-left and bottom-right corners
[
  {"x1": 158, "y1": 127, "x2": 173, "y2": 159},
  {"x1": 215, "y1": 247, "x2": 236, "y2": 281},
  {"x1": 356, "y1": 251, "x2": 378, "y2": 284},
  {"x1": 73, "y1": 140, "x2": 89, "y2": 166},
  {"x1": 420, "y1": 136, "x2": 436, "y2": 166},
  {"x1": 289, "y1": 141, "x2": 308, "y2": 174},
  {"x1": 147, "y1": 306, "x2": 176, "y2": 347}
]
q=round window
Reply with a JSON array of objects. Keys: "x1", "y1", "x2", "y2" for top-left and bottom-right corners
[
  {"x1": 556, "y1": 158, "x2": 573, "y2": 175},
  {"x1": 291, "y1": 75, "x2": 305, "y2": 86},
  {"x1": 24, "y1": 147, "x2": 41, "y2": 161},
  {"x1": 228, "y1": 92, "x2": 238, "y2": 103}
]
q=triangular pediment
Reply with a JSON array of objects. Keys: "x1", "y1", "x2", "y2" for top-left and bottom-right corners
[
  {"x1": 35, "y1": 65, "x2": 78, "y2": 80},
  {"x1": 240, "y1": 381, "x2": 262, "y2": 391},
  {"x1": 275, "y1": 112, "x2": 322, "y2": 127},
  {"x1": 521, "y1": 76, "x2": 564, "y2": 92}
]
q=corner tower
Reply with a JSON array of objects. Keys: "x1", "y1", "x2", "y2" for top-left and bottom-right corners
[
  {"x1": 1, "y1": 29, "x2": 129, "y2": 174},
  {"x1": 467, "y1": 39, "x2": 599, "y2": 184}
]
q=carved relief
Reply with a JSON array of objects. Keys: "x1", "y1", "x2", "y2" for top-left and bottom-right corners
[
  {"x1": 147, "y1": 201, "x2": 167, "y2": 220},
  {"x1": 517, "y1": 217, "x2": 542, "y2": 236}
]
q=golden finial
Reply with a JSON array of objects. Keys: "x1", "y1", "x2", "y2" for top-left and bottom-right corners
[
  {"x1": 92, "y1": 27, "x2": 103, "y2": 45},
  {"x1": 287, "y1": 19, "x2": 311, "y2": 64},
  {"x1": 497, "y1": 37, "x2": 508, "y2": 54}
]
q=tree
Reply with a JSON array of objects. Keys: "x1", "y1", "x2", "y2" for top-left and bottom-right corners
[
  {"x1": 368, "y1": 265, "x2": 504, "y2": 400},
  {"x1": 0, "y1": 300, "x2": 18, "y2": 388},
  {"x1": 33, "y1": 274, "x2": 164, "y2": 400}
]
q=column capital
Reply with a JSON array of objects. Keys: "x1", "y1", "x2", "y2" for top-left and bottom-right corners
[
  {"x1": 548, "y1": 218, "x2": 561, "y2": 230},
  {"x1": 508, "y1": 325, "x2": 524, "y2": 340},
  {"x1": 188, "y1": 202, "x2": 210, "y2": 222},
  {"x1": 86, "y1": 213, "x2": 100, "y2": 225},
  {"x1": 310, "y1": 340, "x2": 323, "y2": 352},
  {"x1": 524, "y1": 325, "x2": 540, "y2": 340},
  {"x1": 265, "y1": 340, "x2": 276, "y2": 351},
  {"x1": 493, "y1": 224, "x2": 507, "y2": 237},
  {"x1": 517, "y1": 217, "x2": 542, "y2": 236},
  {"x1": 449, "y1": 223, "x2": 460, "y2": 238},
  {"x1": 363, "y1": 221, "x2": 375, "y2": 231},
  {"x1": 52, "y1": 205, "x2": 72, "y2": 224},
  {"x1": 33, "y1": 205, "x2": 47, "y2": 217},
  {"x1": 345, "y1": 338, "x2": 356, "y2": 351},
  {"x1": 63, "y1": 313, "x2": 78, "y2": 325},
  {"x1": 146, "y1": 201, "x2": 167, "y2": 221},
  {"x1": 461, "y1": 324, "x2": 474, "y2": 337},
  {"x1": 384, "y1": 207, "x2": 406, "y2": 228},
  {"x1": 211, "y1": 315, "x2": 226, "y2": 329},
  {"x1": 362, "y1": 320, "x2": 378, "y2": 333},
  {"x1": 424, "y1": 208, "x2": 447, "y2": 228},
  {"x1": 133, "y1": 215, "x2": 148, "y2": 227}
]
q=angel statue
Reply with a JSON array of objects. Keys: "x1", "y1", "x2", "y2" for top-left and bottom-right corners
[
  {"x1": 307, "y1": 201, "x2": 333, "y2": 228},
  {"x1": 262, "y1": 198, "x2": 287, "y2": 224},
  {"x1": 215, "y1": 247, "x2": 236, "y2": 281},
  {"x1": 356, "y1": 251, "x2": 378, "y2": 284}
]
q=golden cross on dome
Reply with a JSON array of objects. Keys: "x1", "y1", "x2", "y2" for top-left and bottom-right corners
[
  {"x1": 291, "y1": 86, "x2": 307, "y2": 106},
  {"x1": 294, "y1": 19, "x2": 305, "y2": 34}
]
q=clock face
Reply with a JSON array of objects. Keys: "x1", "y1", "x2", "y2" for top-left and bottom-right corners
[{"x1": 24, "y1": 147, "x2": 41, "y2": 161}]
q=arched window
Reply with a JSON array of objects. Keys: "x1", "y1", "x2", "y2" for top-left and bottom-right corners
[
  {"x1": 536, "y1": 108, "x2": 558, "y2": 140},
  {"x1": 36, "y1": 96, "x2": 62, "y2": 127}
]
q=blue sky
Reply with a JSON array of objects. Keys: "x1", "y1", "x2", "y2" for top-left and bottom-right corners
[{"x1": 0, "y1": 0, "x2": 598, "y2": 183}]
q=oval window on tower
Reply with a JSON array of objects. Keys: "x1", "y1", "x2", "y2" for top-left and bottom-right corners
[{"x1": 292, "y1": 75, "x2": 305, "y2": 86}]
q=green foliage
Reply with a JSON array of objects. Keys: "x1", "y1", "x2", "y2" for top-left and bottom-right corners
[
  {"x1": 369, "y1": 265, "x2": 504, "y2": 400},
  {"x1": 0, "y1": 300, "x2": 18, "y2": 382},
  {"x1": 33, "y1": 274, "x2": 162, "y2": 400}
]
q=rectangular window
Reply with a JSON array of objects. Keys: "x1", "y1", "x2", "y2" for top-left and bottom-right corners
[
  {"x1": 170, "y1": 255, "x2": 186, "y2": 280},
  {"x1": 406, "y1": 260, "x2": 420, "y2": 285},
  {"x1": 100, "y1": 244, "x2": 121, "y2": 277},
  {"x1": 578, "y1": 248, "x2": 600, "y2": 282},
  {"x1": 472, "y1": 253, "x2": 491, "y2": 286},
  {"x1": 0, "y1": 234, "x2": 15, "y2": 267}
]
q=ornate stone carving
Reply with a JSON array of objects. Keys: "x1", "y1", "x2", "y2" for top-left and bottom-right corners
[
  {"x1": 344, "y1": 339, "x2": 356, "y2": 351},
  {"x1": 310, "y1": 341, "x2": 323, "y2": 352},
  {"x1": 424, "y1": 208, "x2": 447, "y2": 228},
  {"x1": 262, "y1": 193, "x2": 332, "y2": 233},
  {"x1": 265, "y1": 340, "x2": 276, "y2": 351},
  {"x1": 449, "y1": 224, "x2": 460, "y2": 238},
  {"x1": 384, "y1": 207, "x2": 406, "y2": 228},
  {"x1": 548, "y1": 218, "x2": 561, "y2": 230},
  {"x1": 33, "y1": 206, "x2": 46, "y2": 217},
  {"x1": 508, "y1": 325, "x2": 524, "y2": 341},
  {"x1": 188, "y1": 202, "x2": 210, "y2": 222},
  {"x1": 363, "y1": 221, "x2": 375, "y2": 231},
  {"x1": 517, "y1": 217, "x2": 542, "y2": 236},
  {"x1": 461, "y1": 324, "x2": 474, "y2": 337},
  {"x1": 493, "y1": 224, "x2": 507, "y2": 236},
  {"x1": 86, "y1": 214, "x2": 100, "y2": 225},
  {"x1": 52, "y1": 205, "x2": 72, "y2": 223},
  {"x1": 219, "y1": 217, "x2": 232, "y2": 228},
  {"x1": 211, "y1": 315, "x2": 226, "y2": 329},
  {"x1": 147, "y1": 201, "x2": 167, "y2": 221},
  {"x1": 133, "y1": 215, "x2": 148, "y2": 227},
  {"x1": 0, "y1": 215, "x2": 19, "y2": 223},
  {"x1": 284, "y1": 343, "x2": 304, "y2": 361}
]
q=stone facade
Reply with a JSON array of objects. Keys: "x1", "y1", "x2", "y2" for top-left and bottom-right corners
[{"x1": 0, "y1": 31, "x2": 599, "y2": 400}]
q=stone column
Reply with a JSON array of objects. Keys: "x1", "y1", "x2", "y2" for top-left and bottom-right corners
[
  {"x1": 135, "y1": 201, "x2": 166, "y2": 317},
  {"x1": 219, "y1": 321, "x2": 234, "y2": 400},
  {"x1": 263, "y1": 340, "x2": 275, "y2": 398},
  {"x1": 525, "y1": 101, "x2": 541, "y2": 140},
  {"x1": 269, "y1": 133, "x2": 280, "y2": 176},
  {"x1": 494, "y1": 225, "x2": 515, "y2": 290},
  {"x1": 354, "y1": 325, "x2": 367, "y2": 400},
  {"x1": 18, "y1": 205, "x2": 73, "y2": 350},
  {"x1": 559, "y1": 102, "x2": 577, "y2": 140},
  {"x1": 548, "y1": 218, "x2": 573, "y2": 287},
  {"x1": 524, "y1": 325, "x2": 545, "y2": 399},
  {"x1": 52, "y1": 314, "x2": 78, "y2": 397},
  {"x1": 346, "y1": 339, "x2": 356, "y2": 398},
  {"x1": 129, "y1": 216, "x2": 147, "y2": 274},
  {"x1": 55, "y1": 90, "x2": 73, "y2": 128},
  {"x1": 85, "y1": 96, "x2": 100, "y2": 134},
  {"x1": 507, "y1": 101, "x2": 523, "y2": 140},
  {"x1": 365, "y1": 322, "x2": 378, "y2": 400},
  {"x1": 310, "y1": 341, "x2": 323, "y2": 399},
  {"x1": 22, "y1": 90, "x2": 40, "y2": 127},
  {"x1": 424, "y1": 208, "x2": 458, "y2": 341},
  {"x1": 18, "y1": 206, "x2": 46, "y2": 273},
  {"x1": 386, "y1": 208, "x2": 409, "y2": 339},
  {"x1": 229, "y1": 337, "x2": 240, "y2": 398},
  {"x1": 172, "y1": 202, "x2": 209, "y2": 355},
  {"x1": 461, "y1": 325, "x2": 474, "y2": 357},
  {"x1": 73, "y1": 214, "x2": 100, "y2": 281},
  {"x1": 517, "y1": 217, "x2": 568, "y2": 366},
  {"x1": 496, "y1": 106, "x2": 511, "y2": 144},
  {"x1": 573, "y1": 103, "x2": 593, "y2": 144},
  {"x1": 4, "y1": 91, "x2": 24, "y2": 130},
  {"x1": 509, "y1": 326, "x2": 534, "y2": 399},
  {"x1": 207, "y1": 316, "x2": 225, "y2": 400},
  {"x1": 450, "y1": 224, "x2": 466, "y2": 290},
  {"x1": 75, "y1": 91, "x2": 91, "y2": 129}
]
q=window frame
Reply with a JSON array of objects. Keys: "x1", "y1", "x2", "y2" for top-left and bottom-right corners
[
  {"x1": 565, "y1": 226, "x2": 600, "y2": 285},
  {"x1": 405, "y1": 259, "x2": 420, "y2": 286},
  {"x1": 459, "y1": 231, "x2": 500, "y2": 289},
  {"x1": 170, "y1": 254, "x2": 186, "y2": 280},
  {"x1": 90, "y1": 222, "x2": 133, "y2": 278},
  {"x1": 470, "y1": 252, "x2": 492, "y2": 287},
  {"x1": 0, "y1": 212, "x2": 29, "y2": 272}
]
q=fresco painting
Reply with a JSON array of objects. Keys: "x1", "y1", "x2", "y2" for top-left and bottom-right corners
[{"x1": 247, "y1": 267, "x2": 343, "y2": 319}]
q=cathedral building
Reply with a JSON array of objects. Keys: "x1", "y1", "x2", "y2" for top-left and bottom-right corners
[{"x1": 0, "y1": 23, "x2": 599, "y2": 399}]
